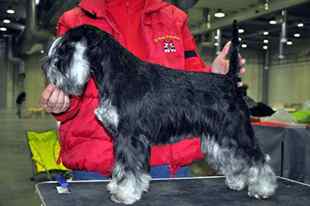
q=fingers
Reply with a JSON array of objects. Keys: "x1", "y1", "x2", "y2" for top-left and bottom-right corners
[
  {"x1": 212, "y1": 41, "x2": 232, "y2": 74},
  {"x1": 240, "y1": 56, "x2": 246, "y2": 65},
  {"x1": 211, "y1": 57, "x2": 229, "y2": 74},
  {"x1": 218, "y1": 59, "x2": 229, "y2": 74},
  {"x1": 221, "y1": 41, "x2": 231, "y2": 58},
  {"x1": 40, "y1": 84, "x2": 56, "y2": 110},
  {"x1": 223, "y1": 60, "x2": 229, "y2": 74},
  {"x1": 53, "y1": 90, "x2": 65, "y2": 113},
  {"x1": 61, "y1": 95, "x2": 70, "y2": 113},
  {"x1": 240, "y1": 67, "x2": 246, "y2": 74},
  {"x1": 239, "y1": 56, "x2": 246, "y2": 75},
  {"x1": 40, "y1": 84, "x2": 70, "y2": 114},
  {"x1": 46, "y1": 87, "x2": 61, "y2": 113}
]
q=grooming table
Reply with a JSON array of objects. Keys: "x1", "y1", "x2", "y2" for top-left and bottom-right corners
[{"x1": 36, "y1": 176, "x2": 310, "y2": 206}]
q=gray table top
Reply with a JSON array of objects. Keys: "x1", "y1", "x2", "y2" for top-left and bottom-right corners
[{"x1": 36, "y1": 176, "x2": 310, "y2": 206}]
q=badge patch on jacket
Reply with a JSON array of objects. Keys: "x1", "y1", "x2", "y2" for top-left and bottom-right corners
[
  {"x1": 163, "y1": 40, "x2": 176, "y2": 53},
  {"x1": 154, "y1": 35, "x2": 180, "y2": 53}
]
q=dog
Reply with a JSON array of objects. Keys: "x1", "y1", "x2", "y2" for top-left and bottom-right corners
[{"x1": 42, "y1": 22, "x2": 277, "y2": 204}]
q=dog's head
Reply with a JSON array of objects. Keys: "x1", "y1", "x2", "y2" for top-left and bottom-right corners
[{"x1": 42, "y1": 25, "x2": 107, "y2": 96}]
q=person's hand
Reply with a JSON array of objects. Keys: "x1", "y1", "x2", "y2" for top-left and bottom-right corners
[
  {"x1": 40, "y1": 84, "x2": 70, "y2": 114},
  {"x1": 212, "y1": 41, "x2": 246, "y2": 75}
]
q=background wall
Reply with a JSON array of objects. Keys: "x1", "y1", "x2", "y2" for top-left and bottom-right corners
[
  {"x1": 23, "y1": 53, "x2": 46, "y2": 109},
  {"x1": 0, "y1": 38, "x2": 19, "y2": 110},
  {"x1": 0, "y1": 39, "x2": 7, "y2": 109},
  {"x1": 269, "y1": 60, "x2": 310, "y2": 106},
  {"x1": 268, "y1": 40, "x2": 310, "y2": 107}
]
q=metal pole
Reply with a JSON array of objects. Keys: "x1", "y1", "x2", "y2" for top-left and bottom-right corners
[
  {"x1": 262, "y1": 50, "x2": 270, "y2": 104},
  {"x1": 279, "y1": 9, "x2": 287, "y2": 59},
  {"x1": 216, "y1": 29, "x2": 222, "y2": 55}
]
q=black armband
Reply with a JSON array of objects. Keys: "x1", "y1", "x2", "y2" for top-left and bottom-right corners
[{"x1": 184, "y1": 50, "x2": 197, "y2": 58}]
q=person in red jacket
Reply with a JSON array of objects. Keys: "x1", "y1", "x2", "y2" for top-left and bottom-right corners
[{"x1": 40, "y1": 0, "x2": 245, "y2": 179}]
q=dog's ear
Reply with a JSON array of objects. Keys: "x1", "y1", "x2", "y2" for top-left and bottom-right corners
[{"x1": 76, "y1": 25, "x2": 103, "y2": 47}]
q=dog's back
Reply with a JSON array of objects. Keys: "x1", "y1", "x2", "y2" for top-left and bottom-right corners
[{"x1": 92, "y1": 21, "x2": 245, "y2": 144}]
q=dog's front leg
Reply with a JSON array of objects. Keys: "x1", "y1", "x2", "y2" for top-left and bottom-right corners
[
  {"x1": 107, "y1": 134, "x2": 151, "y2": 205},
  {"x1": 95, "y1": 100, "x2": 119, "y2": 136}
]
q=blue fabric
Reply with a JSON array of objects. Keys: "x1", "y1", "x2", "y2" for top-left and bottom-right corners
[
  {"x1": 72, "y1": 170, "x2": 109, "y2": 180},
  {"x1": 72, "y1": 165, "x2": 190, "y2": 180},
  {"x1": 150, "y1": 165, "x2": 190, "y2": 178}
]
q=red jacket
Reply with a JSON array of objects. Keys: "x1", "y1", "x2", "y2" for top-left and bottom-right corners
[{"x1": 55, "y1": 0, "x2": 211, "y2": 176}]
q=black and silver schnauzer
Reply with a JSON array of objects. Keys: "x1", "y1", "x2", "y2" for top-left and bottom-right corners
[{"x1": 42, "y1": 22, "x2": 277, "y2": 204}]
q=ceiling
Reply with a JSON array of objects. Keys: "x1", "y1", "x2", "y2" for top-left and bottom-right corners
[
  {"x1": 0, "y1": 0, "x2": 309, "y2": 54},
  {"x1": 195, "y1": 0, "x2": 260, "y2": 11},
  {"x1": 213, "y1": 2, "x2": 310, "y2": 51},
  {"x1": 0, "y1": 0, "x2": 26, "y2": 37},
  {"x1": 187, "y1": 0, "x2": 310, "y2": 53}
]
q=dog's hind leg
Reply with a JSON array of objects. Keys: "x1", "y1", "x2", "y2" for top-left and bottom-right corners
[
  {"x1": 236, "y1": 120, "x2": 277, "y2": 199},
  {"x1": 205, "y1": 117, "x2": 277, "y2": 198},
  {"x1": 206, "y1": 135, "x2": 250, "y2": 191},
  {"x1": 247, "y1": 153, "x2": 277, "y2": 199},
  {"x1": 107, "y1": 133, "x2": 151, "y2": 205}
]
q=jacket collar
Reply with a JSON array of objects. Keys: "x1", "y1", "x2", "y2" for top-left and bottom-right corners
[
  {"x1": 78, "y1": 0, "x2": 169, "y2": 17},
  {"x1": 144, "y1": 0, "x2": 169, "y2": 13}
]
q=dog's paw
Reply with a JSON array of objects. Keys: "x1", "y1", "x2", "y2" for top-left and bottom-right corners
[
  {"x1": 107, "y1": 179, "x2": 118, "y2": 193},
  {"x1": 108, "y1": 180, "x2": 142, "y2": 205},
  {"x1": 247, "y1": 186, "x2": 275, "y2": 199},
  {"x1": 225, "y1": 174, "x2": 247, "y2": 191},
  {"x1": 247, "y1": 164, "x2": 277, "y2": 199},
  {"x1": 107, "y1": 173, "x2": 151, "y2": 204},
  {"x1": 248, "y1": 179, "x2": 277, "y2": 199},
  {"x1": 226, "y1": 179, "x2": 246, "y2": 191},
  {"x1": 110, "y1": 192, "x2": 140, "y2": 205}
]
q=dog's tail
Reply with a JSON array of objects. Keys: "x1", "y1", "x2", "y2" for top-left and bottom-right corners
[{"x1": 226, "y1": 20, "x2": 241, "y2": 84}]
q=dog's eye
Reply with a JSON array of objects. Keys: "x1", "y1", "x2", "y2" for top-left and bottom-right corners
[
  {"x1": 57, "y1": 47, "x2": 65, "y2": 56},
  {"x1": 55, "y1": 59, "x2": 60, "y2": 68}
]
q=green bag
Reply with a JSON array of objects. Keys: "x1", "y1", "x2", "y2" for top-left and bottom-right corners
[{"x1": 292, "y1": 110, "x2": 310, "y2": 124}]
